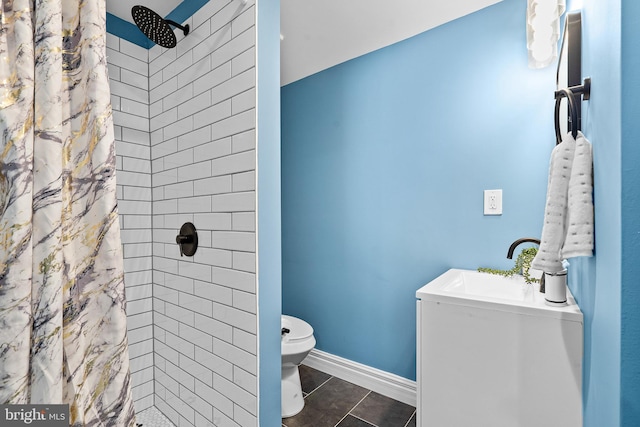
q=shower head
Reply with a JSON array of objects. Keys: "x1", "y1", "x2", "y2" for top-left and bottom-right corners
[{"x1": 131, "y1": 5, "x2": 189, "y2": 48}]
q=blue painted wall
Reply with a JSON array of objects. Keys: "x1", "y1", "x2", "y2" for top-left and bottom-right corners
[
  {"x1": 281, "y1": 0, "x2": 557, "y2": 381},
  {"x1": 106, "y1": 13, "x2": 151, "y2": 48},
  {"x1": 257, "y1": 0, "x2": 282, "y2": 424},
  {"x1": 567, "y1": 0, "x2": 622, "y2": 425},
  {"x1": 621, "y1": 0, "x2": 640, "y2": 425}
]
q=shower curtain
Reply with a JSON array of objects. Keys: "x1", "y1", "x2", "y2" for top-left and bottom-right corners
[{"x1": 0, "y1": 0, "x2": 135, "y2": 425}]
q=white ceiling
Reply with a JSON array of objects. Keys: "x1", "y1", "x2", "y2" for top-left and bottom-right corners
[
  {"x1": 106, "y1": 0, "x2": 502, "y2": 86},
  {"x1": 280, "y1": 0, "x2": 501, "y2": 85}
]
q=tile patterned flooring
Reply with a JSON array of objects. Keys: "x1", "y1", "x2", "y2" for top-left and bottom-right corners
[
  {"x1": 136, "y1": 406, "x2": 174, "y2": 427},
  {"x1": 282, "y1": 365, "x2": 417, "y2": 427},
  {"x1": 135, "y1": 364, "x2": 416, "y2": 427}
]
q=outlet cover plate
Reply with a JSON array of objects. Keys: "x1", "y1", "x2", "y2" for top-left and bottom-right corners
[{"x1": 484, "y1": 189, "x2": 502, "y2": 215}]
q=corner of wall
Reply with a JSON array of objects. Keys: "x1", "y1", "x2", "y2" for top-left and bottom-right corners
[{"x1": 256, "y1": 1, "x2": 282, "y2": 425}]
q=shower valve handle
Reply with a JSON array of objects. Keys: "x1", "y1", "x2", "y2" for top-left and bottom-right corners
[
  {"x1": 176, "y1": 235, "x2": 192, "y2": 256},
  {"x1": 175, "y1": 222, "x2": 198, "y2": 257},
  {"x1": 176, "y1": 235, "x2": 193, "y2": 244}
]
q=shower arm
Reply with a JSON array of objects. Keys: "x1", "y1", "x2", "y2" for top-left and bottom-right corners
[{"x1": 165, "y1": 20, "x2": 190, "y2": 36}]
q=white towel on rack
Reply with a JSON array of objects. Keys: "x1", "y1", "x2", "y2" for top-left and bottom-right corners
[
  {"x1": 531, "y1": 133, "x2": 576, "y2": 273},
  {"x1": 562, "y1": 131, "x2": 594, "y2": 258}
]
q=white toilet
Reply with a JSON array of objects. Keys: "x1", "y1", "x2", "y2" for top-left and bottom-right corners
[{"x1": 281, "y1": 315, "x2": 316, "y2": 418}]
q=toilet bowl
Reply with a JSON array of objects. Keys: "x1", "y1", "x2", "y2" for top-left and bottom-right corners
[{"x1": 281, "y1": 315, "x2": 316, "y2": 418}]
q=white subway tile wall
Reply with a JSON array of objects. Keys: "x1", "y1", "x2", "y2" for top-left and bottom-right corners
[
  {"x1": 108, "y1": 33, "x2": 154, "y2": 415},
  {"x1": 109, "y1": 1, "x2": 258, "y2": 426}
]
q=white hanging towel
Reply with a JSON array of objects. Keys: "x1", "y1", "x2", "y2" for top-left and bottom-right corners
[
  {"x1": 562, "y1": 131, "x2": 594, "y2": 258},
  {"x1": 531, "y1": 133, "x2": 577, "y2": 273}
]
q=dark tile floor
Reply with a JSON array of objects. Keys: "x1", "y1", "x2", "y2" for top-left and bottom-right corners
[{"x1": 282, "y1": 365, "x2": 417, "y2": 427}]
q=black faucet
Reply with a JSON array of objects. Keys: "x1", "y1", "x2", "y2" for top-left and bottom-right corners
[
  {"x1": 506, "y1": 238, "x2": 545, "y2": 293},
  {"x1": 507, "y1": 237, "x2": 541, "y2": 259}
]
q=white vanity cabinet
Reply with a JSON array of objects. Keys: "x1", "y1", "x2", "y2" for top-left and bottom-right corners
[{"x1": 416, "y1": 269, "x2": 583, "y2": 427}]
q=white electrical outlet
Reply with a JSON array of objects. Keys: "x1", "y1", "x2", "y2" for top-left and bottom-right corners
[{"x1": 484, "y1": 189, "x2": 503, "y2": 215}]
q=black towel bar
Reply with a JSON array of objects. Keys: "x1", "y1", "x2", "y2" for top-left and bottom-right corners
[{"x1": 554, "y1": 77, "x2": 591, "y2": 144}]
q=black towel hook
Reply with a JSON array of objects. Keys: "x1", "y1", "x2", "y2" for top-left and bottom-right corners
[{"x1": 554, "y1": 77, "x2": 591, "y2": 144}]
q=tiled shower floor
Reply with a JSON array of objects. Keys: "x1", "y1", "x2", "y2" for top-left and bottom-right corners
[
  {"x1": 135, "y1": 365, "x2": 416, "y2": 427},
  {"x1": 136, "y1": 406, "x2": 174, "y2": 427}
]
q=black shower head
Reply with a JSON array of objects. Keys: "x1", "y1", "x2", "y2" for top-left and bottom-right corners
[{"x1": 131, "y1": 5, "x2": 189, "y2": 48}]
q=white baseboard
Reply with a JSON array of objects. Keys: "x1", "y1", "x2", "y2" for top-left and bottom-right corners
[{"x1": 302, "y1": 349, "x2": 417, "y2": 407}]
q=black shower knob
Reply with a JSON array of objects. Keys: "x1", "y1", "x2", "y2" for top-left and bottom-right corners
[{"x1": 176, "y1": 222, "x2": 198, "y2": 257}]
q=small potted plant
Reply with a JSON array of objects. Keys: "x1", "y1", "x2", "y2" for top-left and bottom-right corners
[{"x1": 478, "y1": 247, "x2": 541, "y2": 285}]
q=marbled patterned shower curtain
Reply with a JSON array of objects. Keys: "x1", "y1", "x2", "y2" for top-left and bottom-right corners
[{"x1": 0, "y1": 0, "x2": 135, "y2": 425}]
